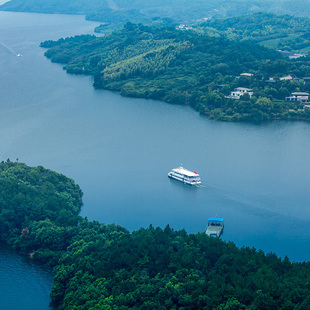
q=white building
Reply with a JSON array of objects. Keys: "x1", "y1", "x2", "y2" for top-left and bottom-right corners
[
  {"x1": 227, "y1": 87, "x2": 253, "y2": 100},
  {"x1": 286, "y1": 92, "x2": 310, "y2": 103},
  {"x1": 289, "y1": 53, "x2": 307, "y2": 60},
  {"x1": 240, "y1": 73, "x2": 253, "y2": 77},
  {"x1": 177, "y1": 24, "x2": 189, "y2": 30},
  {"x1": 280, "y1": 75, "x2": 293, "y2": 81}
]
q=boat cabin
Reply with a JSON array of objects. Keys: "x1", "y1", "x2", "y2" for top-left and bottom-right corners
[{"x1": 208, "y1": 217, "x2": 224, "y2": 226}]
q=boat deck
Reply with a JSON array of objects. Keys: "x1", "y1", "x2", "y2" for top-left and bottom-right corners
[
  {"x1": 205, "y1": 226, "x2": 223, "y2": 237},
  {"x1": 205, "y1": 217, "x2": 224, "y2": 237}
]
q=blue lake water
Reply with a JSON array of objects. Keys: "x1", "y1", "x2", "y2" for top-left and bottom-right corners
[
  {"x1": 0, "y1": 10, "x2": 310, "y2": 309},
  {"x1": 0, "y1": 243, "x2": 56, "y2": 310}
]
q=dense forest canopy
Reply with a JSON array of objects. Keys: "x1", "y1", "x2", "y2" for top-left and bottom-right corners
[
  {"x1": 1, "y1": 162, "x2": 310, "y2": 309},
  {"x1": 41, "y1": 22, "x2": 310, "y2": 122},
  {"x1": 0, "y1": 160, "x2": 83, "y2": 264},
  {"x1": 1, "y1": 0, "x2": 310, "y2": 23},
  {"x1": 51, "y1": 225, "x2": 310, "y2": 310}
]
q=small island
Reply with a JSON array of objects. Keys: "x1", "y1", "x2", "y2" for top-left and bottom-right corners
[
  {"x1": 40, "y1": 16, "x2": 310, "y2": 123},
  {"x1": 0, "y1": 160, "x2": 310, "y2": 309}
]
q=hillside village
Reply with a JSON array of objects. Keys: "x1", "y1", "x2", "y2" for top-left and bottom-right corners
[{"x1": 226, "y1": 73, "x2": 310, "y2": 106}]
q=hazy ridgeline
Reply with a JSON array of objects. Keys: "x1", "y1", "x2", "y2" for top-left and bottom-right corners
[{"x1": 1, "y1": 0, "x2": 310, "y2": 23}]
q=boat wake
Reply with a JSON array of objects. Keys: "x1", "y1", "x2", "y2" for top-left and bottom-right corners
[
  {"x1": 196, "y1": 183, "x2": 217, "y2": 191},
  {"x1": 196, "y1": 184, "x2": 208, "y2": 189},
  {"x1": 196, "y1": 184, "x2": 208, "y2": 188},
  {"x1": 197, "y1": 182, "x2": 285, "y2": 218},
  {"x1": 0, "y1": 42, "x2": 18, "y2": 56}
]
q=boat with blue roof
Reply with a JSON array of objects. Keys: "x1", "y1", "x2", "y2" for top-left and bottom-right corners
[{"x1": 205, "y1": 217, "x2": 224, "y2": 237}]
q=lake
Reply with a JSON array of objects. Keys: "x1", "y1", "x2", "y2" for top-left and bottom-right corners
[
  {"x1": 0, "y1": 243, "x2": 56, "y2": 310},
  {"x1": 0, "y1": 10, "x2": 310, "y2": 309}
]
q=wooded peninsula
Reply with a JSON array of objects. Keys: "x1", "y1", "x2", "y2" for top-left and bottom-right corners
[
  {"x1": 0, "y1": 161, "x2": 309, "y2": 309},
  {"x1": 40, "y1": 15, "x2": 310, "y2": 123}
]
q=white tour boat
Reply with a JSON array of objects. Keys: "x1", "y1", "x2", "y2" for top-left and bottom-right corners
[{"x1": 168, "y1": 166, "x2": 201, "y2": 185}]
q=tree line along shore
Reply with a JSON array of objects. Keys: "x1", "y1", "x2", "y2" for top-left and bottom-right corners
[{"x1": 40, "y1": 16, "x2": 310, "y2": 123}]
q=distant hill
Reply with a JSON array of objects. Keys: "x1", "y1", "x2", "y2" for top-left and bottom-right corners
[
  {"x1": 1, "y1": 0, "x2": 310, "y2": 23},
  {"x1": 0, "y1": 0, "x2": 111, "y2": 14}
]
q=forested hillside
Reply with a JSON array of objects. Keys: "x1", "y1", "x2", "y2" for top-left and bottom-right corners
[
  {"x1": 41, "y1": 23, "x2": 310, "y2": 122},
  {"x1": 202, "y1": 13, "x2": 310, "y2": 53},
  {"x1": 50, "y1": 225, "x2": 310, "y2": 310},
  {"x1": 1, "y1": 0, "x2": 310, "y2": 23},
  {"x1": 1, "y1": 162, "x2": 310, "y2": 309},
  {"x1": 0, "y1": 160, "x2": 83, "y2": 264}
]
